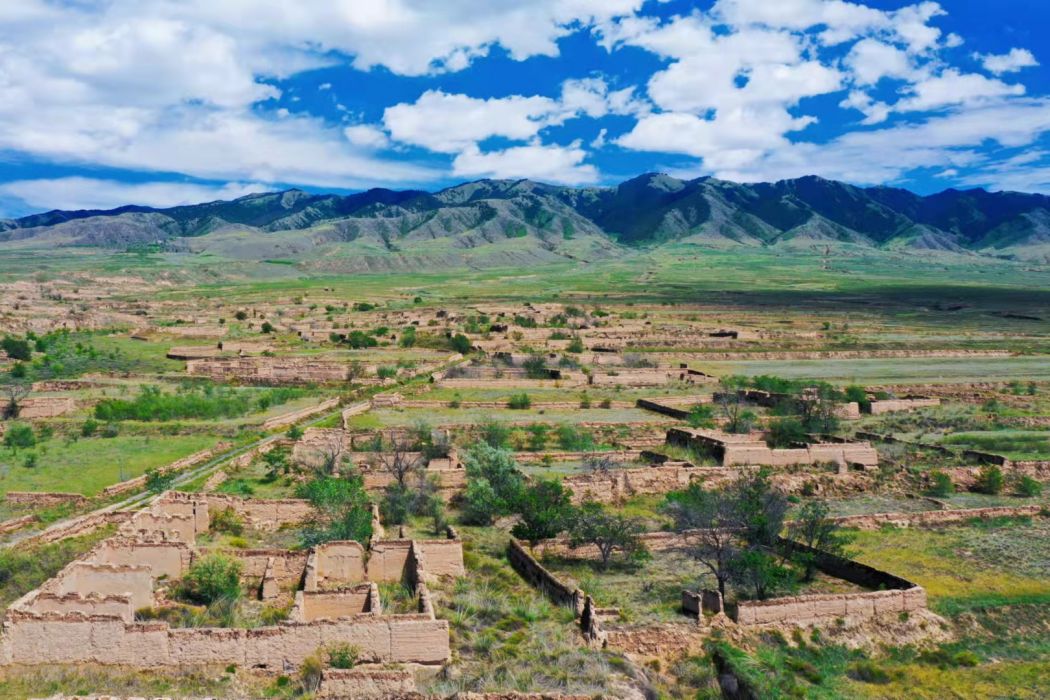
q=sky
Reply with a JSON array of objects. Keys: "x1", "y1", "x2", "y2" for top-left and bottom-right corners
[{"x1": 0, "y1": 0, "x2": 1049, "y2": 217}]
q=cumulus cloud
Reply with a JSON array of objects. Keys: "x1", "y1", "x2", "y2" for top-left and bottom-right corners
[
  {"x1": 0, "y1": 177, "x2": 271, "y2": 213},
  {"x1": 452, "y1": 142, "x2": 598, "y2": 185},
  {"x1": 975, "y1": 48, "x2": 1039, "y2": 76}
]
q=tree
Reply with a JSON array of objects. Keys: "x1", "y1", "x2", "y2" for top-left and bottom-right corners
[
  {"x1": 522, "y1": 355, "x2": 548, "y2": 379},
  {"x1": 728, "y1": 548, "x2": 795, "y2": 600},
  {"x1": 512, "y1": 479, "x2": 574, "y2": 546},
  {"x1": 260, "y1": 321, "x2": 275, "y2": 334},
  {"x1": 664, "y1": 482, "x2": 742, "y2": 598},
  {"x1": 2, "y1": 381, "x2": 30, "y2": 420},
  {"x1": 664, "y1": 471, "x2": 788, "y2": 599},
  {"x1": 569, "y1": 502, "x2": 647, "y2": 569},
  {"x1": 450, "y1": 333, "x2": 472, "y2": 354},
  {"x1": 262, "y1": 447, "x2": 290, "y2": 480},
  {"x1": 1, "y1": 337, "x2": 32, "y2": 361},
  {"x1": 806, "y1": 383, "x2": 844, "y2": 433},
  {"x1": 716, "y1": 376, "x2": 755, "y2": 433},
  {"x1": 928, "y1": 470, "x2": 954, "y2": 497},
  {"x1": 460, "y1": 442, "x2": 524, "y2": 525},
  {"x1": 312, "y1": 433, "x2": 347, "y2": 476},
  {"x1": 973, "y1": 465, "x2": 1005, "y2": 495},
  {"x1": 787, "y1": 500, "x2": 854, "y2": 582},
  {"x1": 286, "y1": 425, "x2": 304, "y2": 441},
  {"x1": 566, "y1": 336, "x2": 585, "y2": 353},
  {"x1": 3, "y1": 423, "x2": 36, "y2": 452},
  {"x1": 379, "y1": 439, "x2": 423, "y2": 489},
  {"x1": 296, "y1": 474, "x2": 373, "y2": 546},
  {"x1": 766, "y1": 417, "x2": 807, "y2": 448}
]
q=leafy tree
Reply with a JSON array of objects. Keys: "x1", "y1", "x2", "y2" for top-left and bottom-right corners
[
  {"x1": 729, "y1": 549, "x2": 795, "y2": 600},
  {"x1": 716, "y1": 376, "x2": 755, "y2": 433},
  {"x1": 262, "y1": 447, "x2": 290, "y2": 480},
  {"x1": 566, "y1": 336, "x2": 585, "y2": 353},
  {"x1": 479, "y1": 421, "x2": 510, "y2": 448},
  {"x1": 345, "y1": 331, "x2": 378, "y2": 349},
  {"x1": 767, "y1": 417, "x2": 807, "y2": 448},
  {"x1": 380, "y1": 483, "x2": 415, "y2": 525},
  {"x1": 512, "y1": 479, "x2": 574, "y2": 546},
  {"x1": 179, "y1": 554, "x2": 242, "y2": 605},
  {"x1": 843, "y1": 385, "x2": 870, "y2": 412},
  {"x1": 3, "y1": 423, "x2": 36, "y2": 452},
  {"x1": 460, "y1": 443, "x2": 524, "y2": 525},
  {"x1": 80, "y1": 418, "x2": 99, "y2": 437},
  {"x1": 296, "y1": 474, "x2": 373, "y2": 546},
  {"x1": 286, "y1": 425, "x2": 304, "y2": 441},
  {"x1": 399, "y1": 327, "x2": 417, "y2": 348},
  {"x1": 1, "y1": 337, "x2": 32, "y2": 361},
  {"x1": 569, "y1": 502, "x2": 648, "y2": 569},
  {"x1": 2, "y1": 381, "x2": 30, "y2": 419},
  {"x1": 787, "y1": 500, "x2": 854, "y2": 581},
  {"x1": 234, "y1": 310, "x2": 248, "y2": 321},
  {"x1": 260, "y1": 322, "x2": 275, "y2": 334},
  {"x1": 973, "y1": 465, "x2": 1005, "y2": 495},
  {"x1": 449, "y1": 333, "x2": 472, "y2": 354}
]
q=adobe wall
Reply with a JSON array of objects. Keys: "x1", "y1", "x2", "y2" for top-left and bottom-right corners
[
  {"x1": 0, "y1": 615, "x2": 450, "y2": 668},
  {"x1": 730, "y1": 587, "x2": 927, "y2": 625},
  {"x1": 507, "y1": 539, "x2": 582, "y2": 614},
  {"x1": 118, "y1": 512, "x2": 196, "y2": 543},
  {"x1": 261, "y1": 397, "x2": 340, "y2": 431},
  {"x1": 48, "y1": 563, "x2": 154, "y2": 611},
  {"x1": 159, "y1": 493, "x2": 313, "y2": 531},
  {"x1": 16, "y1": 592, "x2": 133, "y2": 622},
  {"x1": 317, "y1": 668, "x2": 417, "y2": 698},
  {"x1": 298, "y1": 585, "x2": 374, "y2": 621},
  {"x1": 186, "y1": 357, "x2": 351, "y2": 384},
  {"x1": 17, "y1": 396, "x2": 76, "y2": 419},
  {"x1": 89, "y1": 540, "x2": 192, "y2": 580},
  {"x1": 413, "y1": 540, "x2": 466, "y2": 579},
  {"x1": 830, "y1": 504, "x2": 1045, "y2": 530},
  {"x1": 561, "y1": 464, "x2": 713, "y2": 504},
  {"x1": 311, "y1": 541, "x2": 367, "y2": 589},
  {"x1": 869, "y1": 398, "x2": 940, "y2": 415},
  {"x1": 3, "y1": 492, "x2": 87, "y2": 507},
  {"x1": 223, "y1": 549, "x2": 308, "y2": 588},
  {"x1": 367, "y1": 540, "x2": 413, "y2": 582}
]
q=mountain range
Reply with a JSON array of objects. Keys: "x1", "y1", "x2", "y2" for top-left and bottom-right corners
[{"x1": 3, "y1": 174, "x2": 1049, "y2": 268}]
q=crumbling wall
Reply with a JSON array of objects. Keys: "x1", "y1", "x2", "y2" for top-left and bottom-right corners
[
  {"x1": 730, "y1": 587, "x2": 927, "y2": 625},
  {"x1": 298, "y1": 585, "x2": 374, "y2": 621},
  {"x1": 89, "y1": 540, "x2": 191, "y2": 579},
  {"x1": 367, "y1": 540, "x2": 413, "y2": 582},
  {"x1": 413, "y1": 540, "x2": 466, "y2": 579},
  {"x1": 312, "y1": 541, "x2": 367, "y2": 589},
  {"x1": 17, "y1": 396, "x2": 76, "y2": 418},
  {"x1": 3, "y1": 492, "x2": 87, "y2": 507},
  {"x1": 869, "y1": 398, "x2": 940, "y2": 415},
  {"x1": 48, "y1": 563, "x2": 154, "y2": 611},
  {"x1": 507, "y1": 539, "x2": 582, "y2": 614}
]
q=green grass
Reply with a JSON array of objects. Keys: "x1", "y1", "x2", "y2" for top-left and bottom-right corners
[
  {"x1": 941, "y1": 430, "x2": 1050, "y2": 460},
  {"x1": 0, "y1": 433, "x2": 217, "y2": 496}
]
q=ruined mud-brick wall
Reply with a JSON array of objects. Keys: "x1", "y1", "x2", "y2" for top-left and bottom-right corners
[
  {"x1": 588, "y1": 369, "x2": 680, "y2": 387},
  {"x1": 4, "y1": 492, "x2": 88, "y2": 507},
  {"x1": 156, "y1": 492, "x2": 314, "y2": 532},
  {"x1": 261, "y1": 396, "x2": 340, "y2": 431},
  {"x1": 0, "y1": 514, "x2": 36, "y2": 535},
  {"x1": 831, "y1": 504, "x2": 1046, "y2": 530},
  {"x1": 507, "y1": 539, "x2": 583, "y2": 612},
  {"x1": 186, "y1": 357, "x2": 350, "y2": 384},
  {"x1": 602, "y1": 623, "x2": 705, "y2": 659},
  {"x1": 221, "y1": 549, "x2": 309, "y2": 588},
  {"x1": 17, "y1": 396, "x2": 77, "y2": 418},
  {"x1": 669, "y1": 428, "x2": 878, "y2": 470},
  {"x1": 89, "y1": 540, "x2": 192, "y2": 580},
  {"x1": 101, "y1": 442, "x2": 231, "y2": 498},
  {"x1": 0, "y1": 613, "x2": 450, "y2": 668},
  {"x1": 317, "y1": 668, "x2": 417, "y2": 698},
  {"x1": 560, "y1": 464, "x2": 724, "y2": 504},
  {"x1": 868, "y1": 398, "x2": 940, "y2": 415},
  {"x1": 165, "y1": 346, "x2": 222, "y2": 360}
]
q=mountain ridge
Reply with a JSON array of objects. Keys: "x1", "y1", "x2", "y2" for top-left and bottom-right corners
[{"x1": 2, "y1": 174, "x2": 1049, "y2": 263}]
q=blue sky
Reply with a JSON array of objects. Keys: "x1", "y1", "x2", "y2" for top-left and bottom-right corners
[{"x1": 0, "y1": 0, "x2": 1048, "y2": 216}]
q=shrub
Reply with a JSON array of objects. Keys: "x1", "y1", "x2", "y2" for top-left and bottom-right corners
[
  {"x1": 847, "y1": 660, "x2": 892, "y2": 684},
  {"x1": 973, "y1": 465, "x2": 1004, "y2": 495},
  {"x1": 569, "y1": 502, "x2": 648, "y2": 569},
  {"x1": 376, "y1": 366, "x2": 397, "y2": 380},
  {"x1": 599, "y1": 398, "x2": 612, "y2": 409},
  {"x1": 3, "y1": 423, "x2": 36, "y2": 452},
  {"x1": 450, "y1": 333, "x2": 473, "y2": 354},
  {"x1": 1016, "y1": 475, "x2": 1043, "y2": 497},
  {"x1": 766, "y1": 417, "x2": 807, "y2": 448},
  {"x1": 686, "y1": 404, "x2": 716, "y2": 429},
  {"x1": 327, "y1": 643, "x2": 360, "y2": 669},
  {"x1": 1, "y1": 336, "x2": 32, "y2": 361},
  {"x1": 296, "y1": 474, "x2": 373, "y2": 546},
  {"x1": 522, "y1": 355, "x2": 548, "y2": 379},
  {"x1": 479, "y1": 421, "x2": 510, "y2": 448},
  {"x1": 210, "y1": 507, "x2": 245, "y2": 536},
  {"x1": 567, "y1": 336, "x2": 585, "y2": 353},
  {"x1": 299, "y1": 652, "x2": 324, "y2": 692},
  {"x1": 179, "y1": 554, "x2": 242, "y2": 605},
  {"x1": 260, "y1": 322, "x2": 274, "y2": 334},
  {"x1": 928, "y1": 470, "x2": 954, "y2": 497},
  {"x1": 579, "y1": 393, "x2": 591, "y2": 409},
  {"x1": 80, "y1": 418, "x2": 99, "y2": 437},
  {"x1": 101, "y1": 422, "x2": 120, "y2": 438},
  {"x1": 144, "y1": 468, "x2": 174, "y2": 493},
  {"x1": 380, "y1": 483, "x2": 414, "y2": 525},
  {"x1": 507, "y1": 393, "x2": 531, "y2": 409}
]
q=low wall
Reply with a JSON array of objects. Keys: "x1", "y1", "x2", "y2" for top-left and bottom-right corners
[
  {"x1": 262, "y1": 397, "x2": 340, "y2": 431},
  {"x1": 224, "y1": 549, "x2": 308, "y2": 588},
  {"x1": 47, "y1": 562, "x2": 154, "y2": 611},
  {"x1": 0, "y1": 614, "x2": 450, "y2": 668},
  {"x1": 730, "y1": 587, "x2": 927, "y2": 625},
  {"x1": 561, "y1": 464, "x2": 723, "y2": 504},
  {"x1": 299, "y1": 585, "x2": 374, "y2": 621},
  {"x1": 318, "y1": 668, "x2": 417, "y2": 698},
  {"x1": 89, "y1": 540, "x2": 192, "y2": 579},
  {"x1": 507, "y1": 539, "x2": 582, "y2": 614},
  {"x1": 830, "y1": 504, "x2": 1046, "y2": 530},
  {"x1": 18, "y1": 396, "x2": 76, "y2": 419},
  {"x1": 4, "y1": 492, "x2": 87, "y2": 507},
  {"x1": 414, "y1": 539, "x2": 466, "y2": 579},
  {"x1": 312, "y1": 541, "x2": 367, "y2": 589}
]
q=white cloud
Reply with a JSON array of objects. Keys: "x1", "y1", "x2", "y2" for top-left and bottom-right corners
[
  {"x1": 343, "y1": 124, "x2": 391, "y2": 150},
  {"x1": 839, "y1": 90, "x2": 891, "y2": 125},
  {"x1": 452, "y1": 142, "x2": 598, "y2": 184},
  {"x1": 384, "y1": 91, "x2": 559, "y2": 154},
  {"x1": 897, "y1": 69, "x2": 1025, "y2": 112},
  {"x1": 976, "y1": 48, "x2": 1039, "y2": 76},
  {"x1": 845, "y1": 38, "x2": 915, "y2": 85},
  {"x1": 0, "y1": 177, "x2": 270, "y2": 213}
]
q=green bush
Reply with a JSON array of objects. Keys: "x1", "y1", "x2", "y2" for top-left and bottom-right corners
[
  {"x1": 766, "y1": 417, "x2": 807, "y2": 448},
  {"x1": 566, "y1": 336, "x2": 585, "y2": 353},
  {"x1": 179, "y1": 554, "x2": 242, "y2": 605},
  {"x1": 847, "y1": 659, "x2": 892, "y2": 684},
  {"x1": 296, "y1": 474, "x2": 373, "y2": 546},
  {"x1": 327, "y1": 643, "x2": 360, "y2": 669},
  {"x1": 450, "y1": 333, "x2": 472, "y2": 354},
  {"x1": 973, "y1": 465, "x2": 1005, "y2": 495},
  {"x1": 1, "y1": 336, "x2": 32, "y2": 361},
  {"x1": 80, "y1": 418, "x2": 99, "y2": 437},
  {"x1": 928, "y1": 470, "x2": 954, "y2": 497},
  {"x1": 210, "y1": 507, "x2": 245, "y2": 536},
  {"x1": 507, "y1": 393, "x2": 531, "y2": 409},
  {"x1": 376, "y1": 366, "x2": 397, "y2": 380},
  {"x1": 511, "y1": 479, "x2": 574, "y2": 545},
  {"x1": 1016, "y1": 475, "x2": 1043, "y2": 497},
  {"x1": 2, "y1": 423, "x2": 36, "y2": 451}
]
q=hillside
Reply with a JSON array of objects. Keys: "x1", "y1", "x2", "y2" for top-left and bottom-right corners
[{"x1": 3, "y1": 174, "x2": 1050, "y2": 265}]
